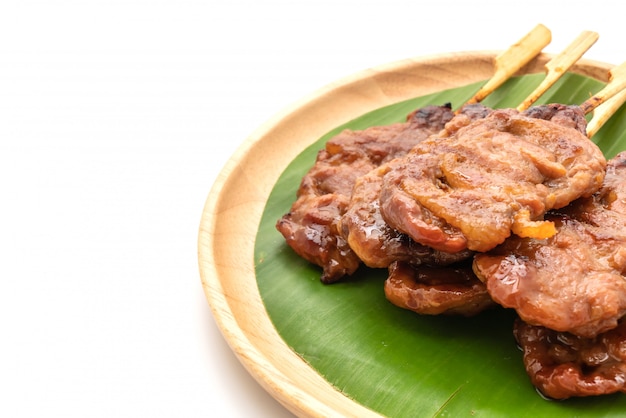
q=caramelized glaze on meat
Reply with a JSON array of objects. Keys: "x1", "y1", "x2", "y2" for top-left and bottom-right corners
[
  {"x1": 339, "y1": 105, "x2": 491, "y2": 269},
  {"x1": 384, "y1": 260, "x2": 496, "y2": 316},
  {"x1": 379, "y1": 105, "x2": 606, "y2": 253},
  {"x1": 475, "y1": 213, "x2": 626, "y2": 337},
  {"x1": 514, "y1": 318, "x2": 626, "y2": 399},
  {"x1": 339, "y1": 160, "x2": 456, "y2": 268},
  {"x1": 474, "y1": 152, "x2": 626, "y2": 338},
  {"x1": 523, "y1": 102, "x2": 588, "y2": 132},
  {"x1": 276, "y1": 104, "x2": 454, "y2": 283}
]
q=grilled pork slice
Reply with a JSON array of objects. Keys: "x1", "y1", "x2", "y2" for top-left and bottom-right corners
[
  {"x1": 384, "y1": 260, "x2": 496, "y2": 316},
  {"x1": 338, "y1": 104, "x2": 493, "y2": 269},
  {"x1": 474, "y1": 152, "x2": 626, "y2": 338},
  {"x1": 276, "y1": 104, "x2": 454, "y2": 283},
  {"x1": 379, "y1": 104, "x2": 606, "y2": 253},
  {"x1": 514, "y1": 318, "x2": 626, "y2": 399}
]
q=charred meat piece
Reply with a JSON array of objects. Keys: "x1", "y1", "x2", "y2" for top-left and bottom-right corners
[
  {"x1": 522, "y1": 102, "x2": 588, "y2": 133},
  {"x1": 473, "y1": 152, "x2": 626, "y2": 338},
  {"x1": 276, "y1": 104, "x2": 454, "y2": 283},
  {"x1": 339, "y1": 104, "x2": 491, "y2": 268},
  {"x1": 379, "y1": 105, "x2": 606, "y2": 253},
  {"x1": 514, "y1": 318, "x2": 626, "y2": 400},
  {"x1": 384, "y1": 260, "x2": 496, "y2": 316}
]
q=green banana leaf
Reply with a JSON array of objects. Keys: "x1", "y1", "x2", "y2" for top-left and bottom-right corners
[{"x1": 255, "y1": 72, "x2": 626, "y2": 417}]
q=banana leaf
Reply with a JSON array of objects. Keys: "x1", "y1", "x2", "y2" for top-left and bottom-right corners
[{"x1": 255, "y1": 73, "x2": 626, "y2": 417}]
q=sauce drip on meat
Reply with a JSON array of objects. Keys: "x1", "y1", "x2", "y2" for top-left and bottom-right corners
[
  {"x1": 514, "y1": 318, "x2": 626, "y2": 400},
  {"x1": 339, "y1": 105, "x2": 491, "y2": 271},
  {"x1": 384, "y1": 260, "x2": 496, "y2": 316},
  {"x1": 276, "y1": 104, "x2": 454, "y2": 283},
  {"x1": 474, "y1": 152, "x2": 626, "y2": 338}
]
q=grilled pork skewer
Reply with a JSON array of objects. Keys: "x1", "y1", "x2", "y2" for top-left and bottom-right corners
[
  {"x1": 473, "y1": 151, "x2": 626, "y2": 338},
  {"x1": 344, "y1": 29, "x2": 605, "y2": 264},
  {"x1": 277, "y1": 26, "x2": 553, "y2": 283},
  {"x1": 348, "y1": 34, "x2": 612, "y2": 309},
  {"x1": 375, "y1": 61, "x2": 626, "y2": 257},
  {"x1": 377, "y1": 105, "x2": 605, "y2": 253},
  {"x1": 383, "y1": 62, "x2": 626, "y2": 317},
  {"x1": 517, "y1": 30, "x2": 599, "y2": 111}
]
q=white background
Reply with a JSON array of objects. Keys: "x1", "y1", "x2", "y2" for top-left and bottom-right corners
[{"x1": 1, "y1": 1, "x2": 625, "y2": 417}]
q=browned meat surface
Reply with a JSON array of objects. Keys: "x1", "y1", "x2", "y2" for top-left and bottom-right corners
[
  {"x1": 475, "y1": 213, "x2": 626, "y2": 337},
  {"x1": 560, "y1": 151, "x2": 626, "y2": 227},
  {"x1": 339, "y1": 104, "x2": 491, "y2": 268},
  {"x1": 523, "y1": 102, "x2": 588, "y2": 132},
  {"x1": 514, "y1": 318, "x2": 626, "y2": 399},
  {"x1": 276, "y1": 192, "x2": 360, "y2": 282},
  {"x1": 276, "y1": 104, "x2": 454, "y2": 283},
  {"x1": 340, "y1": 152, "x2": 473, "y2": 269},
  {"x1": 379, "y1": 105, "x2": 606, "y2": 253},
  {"x1": 473, "y1": 152, "x2": 626, "y2": 338},
  {"x1": 384, "y1": 260, "x2": 496, "y2": 316}
]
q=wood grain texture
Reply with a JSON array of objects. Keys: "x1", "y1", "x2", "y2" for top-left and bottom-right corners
[{"x1": 197, "y1": 51, "x2": 613, "y2": 417}]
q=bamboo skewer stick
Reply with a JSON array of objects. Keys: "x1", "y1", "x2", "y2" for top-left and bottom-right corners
[
  {"x1": 587, "y1": 87, "x2": 626, "y2": 138},
  {"x1": 580, "y1": 61, "x2": 626, "y2": 115},
  {"x1": 464, "y1": 23, "x2": 552, "y2": 106},
  {"x1": 517, "y1": 31, "x2": 599, "y2": 111}
]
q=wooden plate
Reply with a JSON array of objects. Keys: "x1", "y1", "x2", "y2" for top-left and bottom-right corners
[{"x1": 198, "y1": 51, "x2": 614, "y2": 417}]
